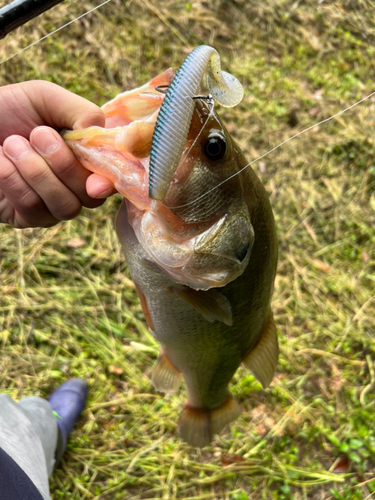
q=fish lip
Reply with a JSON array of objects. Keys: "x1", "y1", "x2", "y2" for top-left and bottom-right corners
[
  {"x1": 234, "y1": 242, "x2": 252, "y2": 264},
  {"x1": 179, "y1": 269, "x2": 245, "y2": 290},
  {"x1": 194, "y1": 214, "x2": 253, "y2": 264},
  {"x1": 180, "y1": 253, "x2": 251, "y2": 290},
  {"x1": 223, "y1": 253, "x2": 251, "y2": 266},
  {"x1": 177, "y1": 271, "x2": 235, "y2": 291}
]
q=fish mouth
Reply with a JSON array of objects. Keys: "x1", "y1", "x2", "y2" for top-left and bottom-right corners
[
  {"x1": 235, "y1": 242, "x2": 251, "y2": 263},
  {"x1": 181, "y1": 246, "x2": 252, "y2": 290},
  {"x1": 133, "y1": 203, "x2": 254, "y2": 291},
  {"x1": 177, "y1": 210, "x2": 254, "y2": 289}
]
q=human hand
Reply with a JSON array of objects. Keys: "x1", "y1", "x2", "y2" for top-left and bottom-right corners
[{"x1": 0, "y1": 80, "x2": 116, "y2": 228}]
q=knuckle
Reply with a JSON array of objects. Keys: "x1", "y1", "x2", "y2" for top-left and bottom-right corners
[
  {"x1": 52, "y1": 157, "x2": 77, "y2": 178},
  {"x1": 17, "y1": 190, "x2": 43, "y2": 214},
  {"x1": 27, "y1": 167, "x2": 50, "y2": 185},
  {"x1": 55, "y1": 199, "x2": 82, "y2": 221},
  {"x1": 0, "y1": 167, "x2": 19, "y2": 188}
]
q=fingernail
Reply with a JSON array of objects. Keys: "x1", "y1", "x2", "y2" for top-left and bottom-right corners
[
  {"x1": 32, "y1": 128, "x2": 59, "y2": 155},
  {"x1": 4, "y1": 137, "x2": 30, "y2": 160}
]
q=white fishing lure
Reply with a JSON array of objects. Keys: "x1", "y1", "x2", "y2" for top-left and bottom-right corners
[{"x1": 148, "y1": 45, "x2": 244, "y2": 201}]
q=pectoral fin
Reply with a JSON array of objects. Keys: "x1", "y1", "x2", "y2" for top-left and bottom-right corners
[
  {"x1": 134, "y1": 283, "x2": 155, "y2": 332},
  {"x1": 173, "y1": 287, "x2": 232, "y2": 326},
  {"x1": 243, "y1": 311, "x2": 278, "y2": 388},
  {"x1": 152, "y1": 351, "x2": 182, "y2": 394}
]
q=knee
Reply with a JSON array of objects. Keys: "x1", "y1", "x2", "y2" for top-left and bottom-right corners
[
  {"x1": 18, "y1": 396, "x2": 53, "y2": 417},
  {"x1": 0, "y1": 393, "x2": 18, "y2": 408}
]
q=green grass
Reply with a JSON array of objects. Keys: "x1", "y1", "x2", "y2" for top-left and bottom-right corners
[{"x1": 1, "y1": 0, "x2": 375, "y2": 498}]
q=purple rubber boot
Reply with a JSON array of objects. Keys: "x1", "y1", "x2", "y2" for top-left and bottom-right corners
[{"x1": 48, "y1": 378, "x2": 88, "y2": 465}]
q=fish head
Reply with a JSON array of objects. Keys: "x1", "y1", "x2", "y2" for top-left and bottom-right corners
[
  {"x1": 147, "y1": 99, "x2": 254, "y2": 289},
  {"x1": 63, "y1": 73, "x2": 254, "y2": 290}
]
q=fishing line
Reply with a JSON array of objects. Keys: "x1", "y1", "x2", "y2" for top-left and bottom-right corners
[
  {"x1": 169, "y1": 90, "x2": 375, "y2": 210},
  {"x1": 176, "y1": 97, "x2": 216, "y2": 170},
  {"x1": 0, "y1": 0, "x2": 112, "y2": 65}
]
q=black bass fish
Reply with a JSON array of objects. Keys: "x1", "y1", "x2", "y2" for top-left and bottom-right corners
[{"x1": 63, "y1": 46, "x2": 278, "y2": 447}]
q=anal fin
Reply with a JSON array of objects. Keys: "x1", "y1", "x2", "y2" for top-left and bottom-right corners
[
  {"x1": 152, "y1": 351, "x2": 182, "y2": 395},
  {"x1": 173, "y1": 287, "x2": 232, "y2": 326},
  {"x1": 178, "y1": 394, "x2": 241, "y2": 448},
  {"x1": 243, "y1": 311, "x2": 279, "y2": 388}
]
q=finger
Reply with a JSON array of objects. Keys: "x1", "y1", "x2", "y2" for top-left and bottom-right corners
[
  {"x1": 0, "y1": 191, "x2": 15, "y2": 225},
  {"x1": 30, "y1": 126, "x2": 106, "y2": 209},
  {"x1": 0, "y1": 146, "x2": 59, "y2": 227},
  {"x1": 22, "y1": 81, "x2": 105, "y2": 130},
  {"x1": 86, "y1": 174, "x2": 117, "y2": 199},
  {"x1": 3, "y1": 135, "x2": 82, "y2": 221}
]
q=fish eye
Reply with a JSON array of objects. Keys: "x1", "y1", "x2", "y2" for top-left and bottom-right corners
[{"x1": 203, "y1": 135, "x2": 227, "y2": 161}]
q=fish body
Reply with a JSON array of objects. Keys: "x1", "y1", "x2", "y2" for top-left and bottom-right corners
[{"x1": 63, "y1": 60, "x2": 278, "y2": 447}]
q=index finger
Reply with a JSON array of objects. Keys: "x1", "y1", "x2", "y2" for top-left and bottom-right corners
[{"x1": 17, "y1": 80, "x2": 105, "y2": 130}]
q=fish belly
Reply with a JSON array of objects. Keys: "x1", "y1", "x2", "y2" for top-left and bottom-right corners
[{"x1": 116, "y1": 201, "x2": 240, "y2": 406}]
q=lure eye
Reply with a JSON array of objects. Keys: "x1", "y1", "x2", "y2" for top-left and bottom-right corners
[{"x1": 203, "y1": 135, "x2": 227, "y2": 161}]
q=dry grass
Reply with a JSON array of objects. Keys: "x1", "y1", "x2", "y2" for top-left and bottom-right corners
[{"x1": 1, "y1": 0, "x2": 375, "y2": 498}]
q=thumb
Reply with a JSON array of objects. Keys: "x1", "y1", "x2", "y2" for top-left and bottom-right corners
[{"x1": 25, "y1": 80, "x2": 105, "y2": 130}]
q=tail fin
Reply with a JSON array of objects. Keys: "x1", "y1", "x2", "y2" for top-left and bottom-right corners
[{"x1": 178, "y1": 395, "x2": 241, "y2": 447}]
